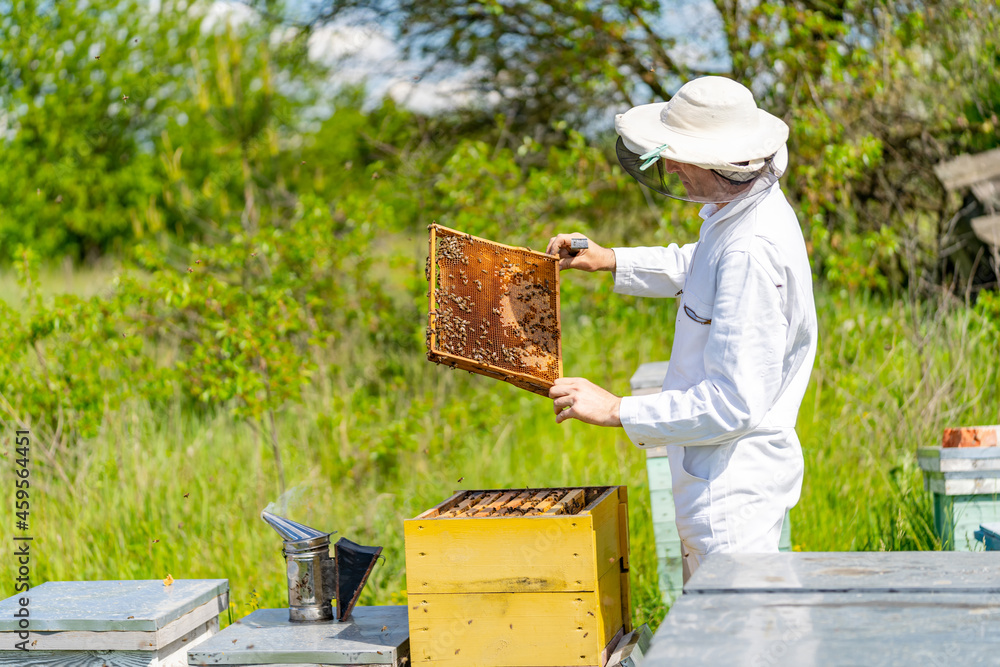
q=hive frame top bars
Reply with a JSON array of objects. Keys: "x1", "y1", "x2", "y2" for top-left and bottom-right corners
[{"x1": 426, "y1": 224, "x2": 562, "y2": 396}]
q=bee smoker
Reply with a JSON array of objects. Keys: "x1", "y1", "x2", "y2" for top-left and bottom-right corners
[{"x1": 261, "y1": 511, "x2": 383, "y2": 622}]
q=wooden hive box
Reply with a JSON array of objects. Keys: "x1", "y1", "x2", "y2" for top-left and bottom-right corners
[
  {"x1": 0, "y1": 579, "x2": 228, "y2": 666},
  {"x1": 404, "y1": 486, "x2": 630, "y2": 667},
  {"x1": 918, "y1": 440, "x2": 1000, "y2": 550}
]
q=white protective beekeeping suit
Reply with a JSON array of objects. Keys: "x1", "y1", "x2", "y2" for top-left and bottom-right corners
[{"x1": 613, "y1": 181, "x2": 817, "y2": 571}]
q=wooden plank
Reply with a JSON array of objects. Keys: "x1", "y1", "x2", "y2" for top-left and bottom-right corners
[
  {"x1": 441, "y1": 491, "x2": 483, "y2": 518},
  {"x1": 653, "y1": 521, "x2": 681, "y2": 553},
  {"x1": 619, "y1": 570, "x2": 632, "y2": 635},
  {"x1": 544, "y1": 488, "x2": 586, "y2": 516},
  {"x1": 472, "y1": 490, "x2": 518, "y2": 517},
  {"x1": 618, "y1": 501, "x2": 630, "y2": 571},
  {"x1": 0, "y1": 615, "x2": 218, "y2": 666},
  {"x1": 189, "y1": 606, "x2": 407, "y2": 665},
  {"x1": 656, "y1": 556, "x2": 684, "y2": 600},
  {"x1": 594, "y1": 560, "x2": 624, "y2": 650},
  {"x1": 519, "y1": 489, "x2": 555, "y2": 514},
  {"x1": 684, "y1": 552, "x2": 1000, "y2": 595},
  {"x1": 404, "y1": 515, "x2": 598, "y2": 593},
  {"x1": 0, "y1": 593, "x2": 226, "y2": 651},
  {"x1": 0, "y1": 580, "x2": 228, "y2": 633},
  {"x1": 531, "y1": 489, "x2": 565, "y2": 515},
  {"x1": 649, "y1": 489, "x2": 676, "y2": 524},
  {"x1": 646, "y1": 591, "x2": 1000, "y2": 665},
  {"x1": 929, "y1": 475, "x2": 1000, "y2": 496},
  {"x1": 0, "y1": 651, "x2": 159, "y2": 666},
  {"x1": 646, "y1": 458, "x2": 672, "y2": 491},
  {"x1": 408, "y1": 590, "x2": 604, "y2": 666},
  {"x1": 629, "y1": 361, "x2": 670, "y2": 393},
  {"x1": 934, "y1": 147, "x2": 1000, "y2": 190},
  {"x1": 919, "y1": 456, "x2": 1000, "y2": 473},
  {"x1": 590, "y1": 488, "x2": 624, "y2": 581},
  {"x1": 416, "y1": 491, "x2": 467, "y2": 519},
  {"x1": 645, "y1": 444, "x2": 670, "y2": 458},
  {"x1": 504, "y1": 490, "x2": 532, "y2": 510},
  {"x1": 972, "y1": 214, "x2": 1000, "y2": 246},
  {"x1": 919, "y1": 446, "x2": 1000, "y2": 460}
]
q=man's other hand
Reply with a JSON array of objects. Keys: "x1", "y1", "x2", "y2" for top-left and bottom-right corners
[
  {"x1": 545, "y1": 234, "x2": 616, "y2": 272},
  {"x1": 550, "y1": 377, "x2": 623, "y2": 426}
]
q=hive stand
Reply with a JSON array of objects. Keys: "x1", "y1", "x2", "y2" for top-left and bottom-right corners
[
  {"x1": 0, "y1": 579, "x2": 228, "y2": 666},
  {"x1": 918, "y1": 444, "x2": 1000, "y2": 550},
  {"x1": 630, "y1": 361, "x2": 792, "y2": 604},
  {"x1": 187, "y1": 606, "x2": 409, "y2": 666}
]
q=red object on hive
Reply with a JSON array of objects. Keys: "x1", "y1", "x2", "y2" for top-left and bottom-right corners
[{"x1": 942, "y1": 426, "x2": 999, "y2": 448}]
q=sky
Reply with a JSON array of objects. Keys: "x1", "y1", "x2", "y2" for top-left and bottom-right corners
[{"x1": 205, "y1": 0, "x2": 731, "y2": 116}]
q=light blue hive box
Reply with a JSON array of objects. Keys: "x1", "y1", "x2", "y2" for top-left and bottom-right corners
[
  {"x1": 630, "y1": 361, "x2": 792, "y2": 603},
  {"x1": 0, "y1": 578, "x2": 228, "y2": 666},
  {"x1": 918, "y1": 440, "x2": 1000, "y2": 550}
]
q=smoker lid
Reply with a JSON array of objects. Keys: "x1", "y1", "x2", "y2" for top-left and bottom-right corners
[
  {"x1": 335, "y1": 538, "x2": 383, "y2": 622},
  {"x1": 261, "y1": 511, "x2": 335, "y2": 551}
]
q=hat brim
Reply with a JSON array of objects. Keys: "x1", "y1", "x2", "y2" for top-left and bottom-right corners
[{"x1": 615, "y1": 102, "x2": 789, "y2": 171}]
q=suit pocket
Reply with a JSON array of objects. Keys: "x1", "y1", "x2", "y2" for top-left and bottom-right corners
[{"x1": 682, "y1": 292, "x2": 714, "y2": 326}]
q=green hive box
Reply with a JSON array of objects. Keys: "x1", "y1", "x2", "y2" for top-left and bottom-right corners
[
  {"x1": 631, "y1": 361, "x2": 792, "y2": 604},
  {"x1": 918, "y1": 444, "x2": 1000, "y2": 550}
]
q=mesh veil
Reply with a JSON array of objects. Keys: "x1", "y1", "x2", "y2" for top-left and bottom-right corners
[{"x1": 616, "y1": 137, "x2": 780, "y2": 203}]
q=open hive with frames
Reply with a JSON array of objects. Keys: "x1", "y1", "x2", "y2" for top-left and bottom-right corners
[{"x1": 426, "y1": 224, "x2": 562, "y2": 395}]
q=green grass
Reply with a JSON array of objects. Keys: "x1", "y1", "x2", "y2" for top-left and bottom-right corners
[{"x1": 1, "y1": 261, "x2": 998, "y2": 633}]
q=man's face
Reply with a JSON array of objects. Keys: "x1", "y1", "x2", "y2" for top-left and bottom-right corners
[{"x1": 662, "y1": 159, "x2": 725, "y2": 202}]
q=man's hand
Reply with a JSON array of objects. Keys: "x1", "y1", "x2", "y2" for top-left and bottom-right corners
[
  {"x1": 549, "y1": 377, "x2": 623, "y2": 426},
  {"x1": 546, "y1": 233, "x2": 616, "y2": 272}
]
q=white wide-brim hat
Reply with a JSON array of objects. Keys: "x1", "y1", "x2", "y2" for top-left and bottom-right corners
[{"x1": 615, "y1": 76, "x2": 789, "y2": 175}]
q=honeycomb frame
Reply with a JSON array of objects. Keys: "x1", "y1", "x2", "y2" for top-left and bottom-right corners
[{"x1": 426, "y1": 224, "x2": 562, "y2": 396}]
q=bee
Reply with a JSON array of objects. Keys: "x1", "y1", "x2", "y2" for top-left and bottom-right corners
[
  {"x1": 122, "y1": 94, "x2": 129, "y2": 102},
  {"x1": 457, "y1": 476, "x2": 464, "y2": 483},
  {"x1": 94, "y1": 55, "x2": 101, "y2": 60}
]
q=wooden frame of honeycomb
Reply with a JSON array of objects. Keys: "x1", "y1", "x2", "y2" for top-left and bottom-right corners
[{"x1": 426, "y1": 224, "x2": 562, "y2": 396}]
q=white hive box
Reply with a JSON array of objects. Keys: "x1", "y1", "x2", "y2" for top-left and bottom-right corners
[{"x1": 0, "y1": 579, "x2": 228, "y2": 666}]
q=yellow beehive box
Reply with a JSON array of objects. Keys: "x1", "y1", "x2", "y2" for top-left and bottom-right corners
[{"x1": 404, "y1": 486, "x2": 631, "y2": 667}]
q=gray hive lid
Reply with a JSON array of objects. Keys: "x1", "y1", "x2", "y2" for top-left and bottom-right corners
[
  {"x1": 629, "y1": 360, "x2": 670, "y2": 392},
  {"x1": 188, "y1": 606, "x2": 409, "y2": 665},
  {"x1": 0, "y1": 579, "x2": 228, "y2": 632}
]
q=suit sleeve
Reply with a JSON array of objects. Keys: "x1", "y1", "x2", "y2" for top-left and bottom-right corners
[
  {"x1": 613, "y1": 243, "x2": 698, "y2": 298},
  {"x1": 618, "y1": 250, "x2": 787, "y2": 447}
]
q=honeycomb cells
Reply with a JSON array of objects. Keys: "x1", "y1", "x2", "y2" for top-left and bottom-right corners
[{"x1": 427, "y1": 225, "x2": 561, "y2": 395}]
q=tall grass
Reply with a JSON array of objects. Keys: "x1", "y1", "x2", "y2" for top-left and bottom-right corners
[{"x1": 1, "y1": 254, "x2": 997, "y2": 633}]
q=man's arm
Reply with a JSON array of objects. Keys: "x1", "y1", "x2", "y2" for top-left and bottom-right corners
[
  {"x1": 546, "y1": 233, "x2": 697, "y2": 298},
  {"x1": 611, "y1": 244, "x2": 697, "y2": 298}
]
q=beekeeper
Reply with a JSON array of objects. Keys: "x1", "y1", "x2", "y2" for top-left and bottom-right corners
[{"x1": 546, "y1": 76, "x2": 818, "y2": 576}]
